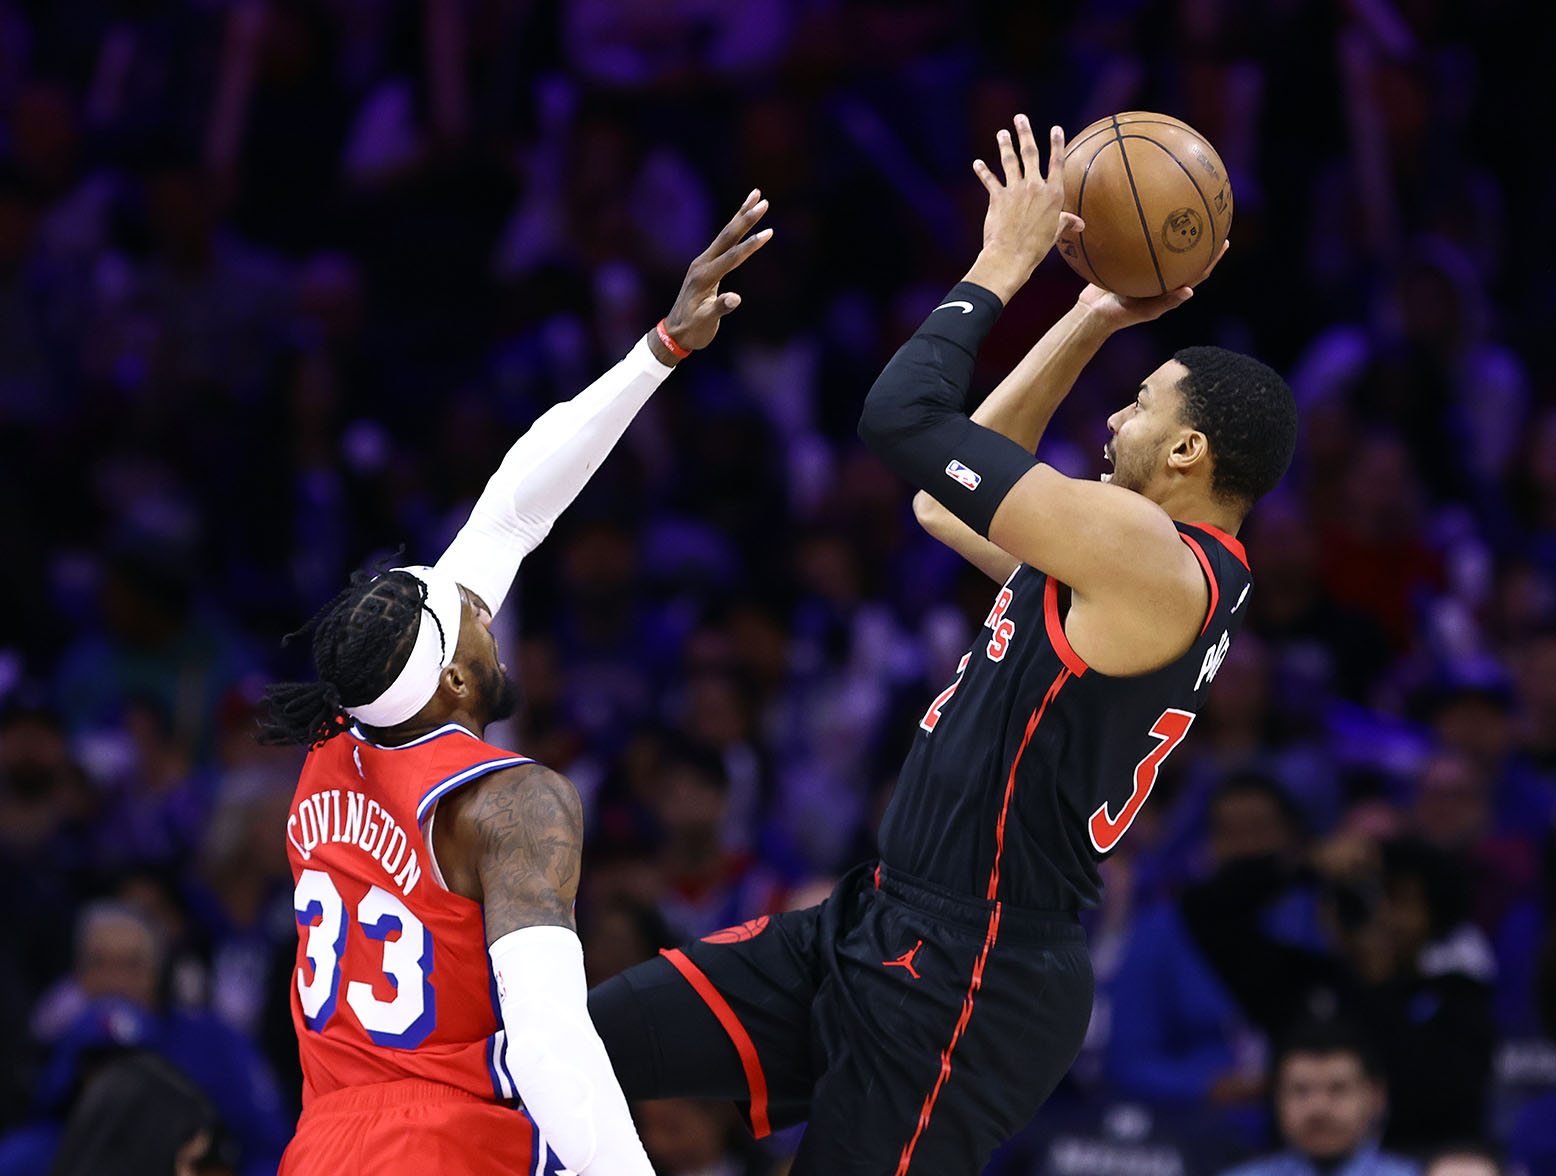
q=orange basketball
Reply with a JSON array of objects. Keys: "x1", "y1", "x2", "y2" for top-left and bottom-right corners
[{"x1": 1056, "y1": 112, "x2": 1232, "y2": 298}]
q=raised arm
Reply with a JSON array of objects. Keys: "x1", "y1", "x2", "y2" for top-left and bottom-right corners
[
  {"x1": 912, "y1": 300, "x2": 1116, "y2": 582},
  {"x1": 859, "y1": 115, "x2": 1207, "y2": 670},
  {"x1": 911, "y1": 128, "x2": 1226, "y2": 582},
  {"x1": 433, "y1": 763, "x2": 652, "y2": 1175},
  {"x1": 435, "y1": 191, "x2": 773, "y2": 614}
]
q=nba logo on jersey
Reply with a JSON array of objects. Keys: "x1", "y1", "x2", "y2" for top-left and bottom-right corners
[{"x1": 945, "y1": 459, "x2": 982, "y2": 490}]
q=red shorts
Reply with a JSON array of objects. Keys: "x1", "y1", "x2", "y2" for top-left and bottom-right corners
[{"x1": 280, "y1": 1079, "x2": 555, "y2": 1176}]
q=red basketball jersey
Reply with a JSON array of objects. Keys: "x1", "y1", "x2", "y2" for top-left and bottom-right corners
[{"x1": 285, "y1": 721, "x2": 534, "y2": 1106}]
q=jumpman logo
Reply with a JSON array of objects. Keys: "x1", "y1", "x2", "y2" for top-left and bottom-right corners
[{"x1": 882, "y1": 939, "x2": 924, "y2": 979}]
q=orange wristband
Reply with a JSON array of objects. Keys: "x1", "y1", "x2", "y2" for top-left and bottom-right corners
[{"x1": 655, "y1": 319, "x2": 690, "y2": 360}]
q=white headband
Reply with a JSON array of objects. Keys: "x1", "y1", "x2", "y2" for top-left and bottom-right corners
[{"x1": 344, "y1": 565, "x2": 464, "y2": 728}]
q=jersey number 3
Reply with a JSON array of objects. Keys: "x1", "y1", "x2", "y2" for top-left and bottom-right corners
[
  {"x1": 1088, "y1": 708, "x2": 1195, "y2": 853},
  {"x1": 294, "y1": 868, "x2": 436, "y2": 1048}
]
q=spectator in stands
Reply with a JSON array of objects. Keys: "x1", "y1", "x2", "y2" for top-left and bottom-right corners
[
  {"x1": 1507, "y1": 930, "x2": 1556, "y2": 1176},
  {"x1": 27, "y1": 902, "x2": 288, "y2": 1176},
  {"x1": 1420, "y1": 1143, "x2": 1505, "y2": 1176},
  {"x1": 49, "y1": 1052, "x2": 238, "y2": 1176},
  {"x1": 1104, "y1": 774, "x2": 1307, "y2": 1136},
  {"x1": 1364, "y1": 840, "x2": 1498, "y2": 1152},
  {"x1": 651, "y1": 735, "x2": 788, "y2": 939},
  {"x1": 1218, "y1": 1020, "x2": 1416, "y2": 1176},
  {"x1": 1184, "y1": 833, "x2": 1497, "y2": 1153}
]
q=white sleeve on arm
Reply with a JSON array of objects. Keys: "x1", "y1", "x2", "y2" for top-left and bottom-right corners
[
  {"x1": 435, "y1": 336, "x2": 674, "y2": 615},
  {"x1": 488, "y1": 925, "x2": 654, "y2": 1176}
]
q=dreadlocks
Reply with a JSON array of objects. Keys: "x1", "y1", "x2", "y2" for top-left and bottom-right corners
[{"x1": 258, "y1": 567, "x2": 449, "y2": 747}]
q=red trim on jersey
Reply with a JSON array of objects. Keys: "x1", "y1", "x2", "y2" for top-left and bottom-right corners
[
  {"x1": 660, "y1": 948, "x2": 771, "y2": 1138},
  {"x1": 1178, "y1": 533, "x2": 1219, "y2": 637},
  {"x1": 1043, "y1": 578, "x2": 1088, "y2": 678},
  {"x1": 1193, "y1": 523, "x2": 1248, "y2": 569},
  {"x1": 895, "y1": 667, "x2": 1071, "y2": 1175},
  {"x1": 986, "y1": 668, "x2": 1070, "y2": 904}
]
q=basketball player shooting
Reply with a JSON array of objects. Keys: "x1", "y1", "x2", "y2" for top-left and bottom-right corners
[
  {"x1": 586, "y1": 117, "x2": 1296, "y2": 1174},
  {"x1": 260, "y1": 192, "x2": 771, "y2": 1176}
]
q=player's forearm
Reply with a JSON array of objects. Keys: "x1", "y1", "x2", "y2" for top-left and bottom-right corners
[
  {"x1": 971, "y1": 302, "x2": 1115, "y2": 452},
  {"x1": 858, "y1": 281, "x2": 1039, "y2": 538},
  {"x1": 490, "y1": 927, "x2": 655, "y2": 1176},
  {"x1": 434, "y1": 334, "x2": 673, "y2": 614}
]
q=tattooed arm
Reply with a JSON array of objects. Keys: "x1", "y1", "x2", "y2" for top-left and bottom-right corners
[
  {"x1": 432, "y1": 764, "x2": 654, "y2": 1175},
  {"x1": 433, "y1": 762, "x2": 582, "y2": 938}
]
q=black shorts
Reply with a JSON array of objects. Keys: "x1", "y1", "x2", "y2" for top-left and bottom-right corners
[{"x1": 588, "y1": 862, "x2": 1094, "y2": 1176}]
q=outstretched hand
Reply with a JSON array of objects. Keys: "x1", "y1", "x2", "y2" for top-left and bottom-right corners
[
  {"x1": 963, "y1": 115, "x2": 1082, "y2": 305},
  {"x1": 1077, "y1": 239, "x2": 1230, "y2": 330},
  {"x1": 657, "y1": 190, "x2": 773, "y2": 359}
]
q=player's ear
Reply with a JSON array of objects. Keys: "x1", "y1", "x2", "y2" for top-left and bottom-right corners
[
  {"x1": 1168, "y1": 428, "x2": 1210, "y2": 475},
  {"x1": 441, "y1": 663, "x2": 471, "y2": 698}
]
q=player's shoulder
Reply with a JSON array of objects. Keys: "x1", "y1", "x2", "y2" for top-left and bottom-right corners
[
  {"x1": 1174, "y1": 521, "x2": 1250, "y2": 577},
  {"x1": 427, "y1": 759, "x2": 580, "y2": 899},
  {"x1": 417, "y1": 736, "x2": 539, "y2": 820},
  {"x1": 434, "y1": 760, "x2": 579, "y2": 838},
  {"x1": 331, "y1": 721, "x2": 538, "y2": 825}
]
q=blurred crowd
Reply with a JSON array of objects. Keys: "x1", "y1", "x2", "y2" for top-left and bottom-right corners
[{"x1": 1, "y1": 0, "x2": 1553, "y2": 1174}]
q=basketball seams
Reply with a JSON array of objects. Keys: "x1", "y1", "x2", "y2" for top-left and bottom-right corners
[
  {"x1": 1108, "y1": 116, "x2": 1167, "y2": 296},
  {"x1": 1064, "y1": 117, "x2": 1210, "y2": 161},
  {"x1": 1070, "y1": 140, "x2": 1110, "y2": 290},
  {"x1": 1119, "y1": 134, "x2": 1222, "y2": 264},
  {"x1": 1060, "y1": 112, "x2": 1230, "y2": 297}
]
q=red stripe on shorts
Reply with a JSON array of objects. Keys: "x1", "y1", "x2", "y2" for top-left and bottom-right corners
[{"x1": 660, "y1": 948, "x2": 771, "y2": 1138}]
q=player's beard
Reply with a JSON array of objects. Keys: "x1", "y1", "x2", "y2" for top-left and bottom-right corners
[
  {"x1": 1107, "y1": 445, "x2": 1147, "y2": 493},
  {"x1": 1107, "y1": 434, "x2": 1162, "y2": 495},
  {"x1": 479, "y1": 659, "x2": 521, "y2": 723}
]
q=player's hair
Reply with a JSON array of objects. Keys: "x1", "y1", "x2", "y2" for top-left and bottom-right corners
[
  {"x1": 257, "y1": 566, "x2": 445, "y2": 748},
  {"x1": 1275, "y1": 1018, "x2": 1384, "y2": 1081},
  {"x1": 1172, "y1": 346, "x2": 1297, "y2": 510}
]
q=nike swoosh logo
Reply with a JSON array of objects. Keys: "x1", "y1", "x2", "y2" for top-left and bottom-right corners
[
  {"x1": 934, "y1": 300, "x2": 975, "y2": 314},
  {"x1": 1229, "y1": 583, "x2": 1250, "y2": 613}
]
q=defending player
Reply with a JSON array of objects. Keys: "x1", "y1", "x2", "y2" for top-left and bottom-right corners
[
  {"x1": 262, "y1": 193, "x2": 772, "y2": 1176},
  {"x1": 586, "y1": 116, "x2": 1296, "y2": 1174}
]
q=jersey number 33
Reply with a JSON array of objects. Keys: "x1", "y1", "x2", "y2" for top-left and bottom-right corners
[{"x1": 294, "y1": 869, "x2": 437, "y2": 1048}]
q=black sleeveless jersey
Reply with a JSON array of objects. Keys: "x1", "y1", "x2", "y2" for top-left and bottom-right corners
[{"x1": 877, "y1": 522, "x2": 1251, "y2": 912}]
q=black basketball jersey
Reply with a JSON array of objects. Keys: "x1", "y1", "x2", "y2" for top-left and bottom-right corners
[{"x1": 877, "y1": 522, "x2": 1251, "y2": 912}]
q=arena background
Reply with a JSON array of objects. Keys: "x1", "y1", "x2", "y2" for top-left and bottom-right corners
[{"x1": 1, "y1": 1, "x2": 1554, "y2": 1173}]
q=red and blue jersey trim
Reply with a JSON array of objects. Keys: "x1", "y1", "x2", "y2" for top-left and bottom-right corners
[
  {"x1": 348, "y1": 721, "x2": 474, "y2": 748},
  {"x1": 417, "y1": 757, "x2": 535, "y2": 824}
]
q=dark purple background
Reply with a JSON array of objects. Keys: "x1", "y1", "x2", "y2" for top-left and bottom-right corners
[{"x1": 1, "y1": 1, "x2": 1554, "y2": 1174}]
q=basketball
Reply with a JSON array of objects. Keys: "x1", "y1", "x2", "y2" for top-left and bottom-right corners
[{"x1": 1056, "y1": 112, "x2": 1233, "y2": 298}]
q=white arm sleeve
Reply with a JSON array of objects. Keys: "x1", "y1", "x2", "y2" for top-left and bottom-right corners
[
  {"x1": 435, "y1": 336, "x2": 673, "y2": 615},
  {"x1": 488, "y1": 925, "x2": 654, "y2": 1176}
]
